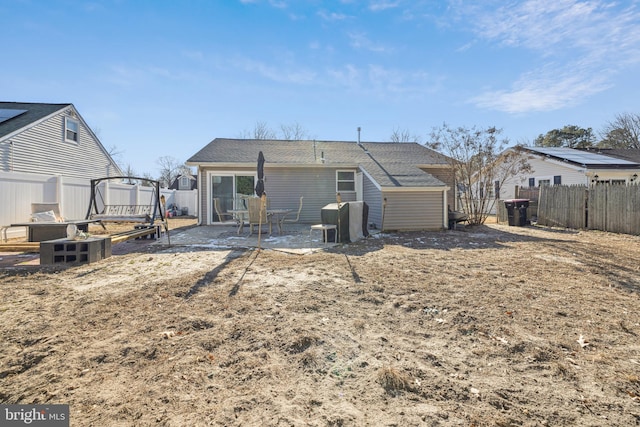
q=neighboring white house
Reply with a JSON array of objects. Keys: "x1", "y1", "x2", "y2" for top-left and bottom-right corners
[
  {"x1": 499, "y1": 146, "x2": 640, "y2": 200},
  {"x1": 0, "y1": 101, "x2": 122, "y2": 179}
]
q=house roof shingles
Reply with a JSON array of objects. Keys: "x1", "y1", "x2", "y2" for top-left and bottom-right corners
[
  {"x1": 0, "y1": 102, "x2": 70, "y2": 140},
  {"x1": 188, "y1": 138, "x2": 450, "y2": 188}
]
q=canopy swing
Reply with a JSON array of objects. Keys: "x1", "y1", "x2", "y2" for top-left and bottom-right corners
[{"x1": 85, "y1": 176, "x2": 169, "y2": 242}]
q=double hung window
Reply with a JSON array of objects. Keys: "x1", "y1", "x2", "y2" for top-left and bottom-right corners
[
  {"x1": 65, "y1": 117, "x2": 79, "y2": 143},
  {"x1": 337, "y1": 170, "x2": 355, "y2": 192}
]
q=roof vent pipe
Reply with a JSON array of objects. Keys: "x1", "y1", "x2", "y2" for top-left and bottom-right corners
[{"x1": 357, "y1": 127, "x2": 361, "y2": 145}]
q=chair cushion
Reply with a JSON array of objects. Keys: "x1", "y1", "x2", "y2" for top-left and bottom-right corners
[{"x1": 31, "y1": 210, "x2": 58, "y2": 222}]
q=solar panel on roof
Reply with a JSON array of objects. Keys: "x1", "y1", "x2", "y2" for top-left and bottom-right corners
[
  {"x1": 0, "y1": 109, "x2": 27, "y2": 124},
  {"x1": 527, "y1": 146, "x2": 638, "y2": 166}
]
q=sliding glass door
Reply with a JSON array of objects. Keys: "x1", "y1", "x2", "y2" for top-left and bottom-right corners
[{"x1": 210, "y1": 174, "x2": 255, "y2": 222}]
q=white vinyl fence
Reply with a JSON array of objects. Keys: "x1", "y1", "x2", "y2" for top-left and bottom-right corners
[{"x1": 1, "y1": 171, "x2": 197, "y2": 240}]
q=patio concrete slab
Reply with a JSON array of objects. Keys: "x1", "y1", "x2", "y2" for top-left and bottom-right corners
[{"x1": 153, "y1": 223, "x2": 344, "y2": 253}]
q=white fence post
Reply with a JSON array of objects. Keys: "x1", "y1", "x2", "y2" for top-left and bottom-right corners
[{"x1": 56, "y1": 175, "x2": 63, "y2": 209}]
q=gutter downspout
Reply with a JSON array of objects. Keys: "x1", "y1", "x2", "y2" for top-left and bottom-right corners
[
  {"x1": 443, "y1": 190, "x2": 448, "y2": 229},
  {"x1": 381, "y1": 197, "x2": 387, "y2": 231}
]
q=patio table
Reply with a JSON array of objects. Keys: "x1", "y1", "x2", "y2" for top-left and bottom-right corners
[{"x1": 229, "y1": 208, "x2": 292, "y2": 235}]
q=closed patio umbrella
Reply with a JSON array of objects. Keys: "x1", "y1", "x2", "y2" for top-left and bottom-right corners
[
  {"x1": 255, "y1": 151, "x2": 266, "y2": 248},
  {"x1": 255, "y1": 151, "x2": 265, "y2": 197}
]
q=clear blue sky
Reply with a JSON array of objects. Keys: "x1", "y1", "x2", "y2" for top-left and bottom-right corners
[{"x1": 2, "y1": 0, "x2": 639, "y2": 177}]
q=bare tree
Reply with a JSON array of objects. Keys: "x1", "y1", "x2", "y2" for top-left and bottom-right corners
[
  {"x1": 140, "y1": 172, "x2": 156, "y2": 187},
  {"x1": 240, "y1": 121, "x2": 310, "y2": 140},
  {"x1": 389, "y1": 127, "x2": 421, "y2": 143},
  {"x1": 280, "y1": 122, "x2": 310, "y2": 140},
  {"x1": 236, "y1": 128, "x2": 251, "y2": 139},
  {"x1": 252, "y1": 121, "x2": 277, "y2": 140},
  {"x1": 598, "y1": 112, "x2": 640, "y2": 149},
  {"x1": 121, "y1": 164, "x2": 138, "y2": 184},
  {"x1": 156, "y1": 156, "x2": 184, "y2": 188},
  {"x1": 430, "y1": 124, "x2": 531, "y2": 225},
  {"x1": 117, "y1": 164, "x2": 159, "y2": 186},
  {"x1": 105, "y1": 144, "x2": 125, "y2": 170}
]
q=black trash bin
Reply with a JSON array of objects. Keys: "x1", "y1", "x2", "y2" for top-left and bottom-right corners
[{"x1": 504, "y1": 199, "x2": 529, "y2": 226}]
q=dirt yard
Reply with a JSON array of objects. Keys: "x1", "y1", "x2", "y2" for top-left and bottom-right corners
[{"x1": 1, "y1": 220, "x2": 639, "y2": 426}]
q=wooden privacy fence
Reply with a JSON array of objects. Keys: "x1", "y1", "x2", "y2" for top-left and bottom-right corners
[
  {"x1": 588, "y1": 185, "x2": 640, "y2": 235},
  {"x1": 514, "y1": 186, "x2": 540, "y2": 202},
  {"x1": 537, "y1": 184, "x2": 640, "y2": 235}
]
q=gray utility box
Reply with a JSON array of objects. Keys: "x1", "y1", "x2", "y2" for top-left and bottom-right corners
[{"x1": 40, "y1": 237, "x2": 112, "y2": 265}]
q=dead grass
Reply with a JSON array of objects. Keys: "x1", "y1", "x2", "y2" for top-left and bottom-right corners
[
  {"x1": 377, "y1": 366, "x2": 415, "y2": 396},
  {"x1": 1, "y1": 223, "x2": 640, "y2": 426}
]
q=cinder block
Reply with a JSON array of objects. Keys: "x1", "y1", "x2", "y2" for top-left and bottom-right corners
[
  {"x1": 40, "y1": 237, "x2": 111, "y2": 265},
  {"x1": 102, "y1": 237, "x2": 112, "y2": 258}
]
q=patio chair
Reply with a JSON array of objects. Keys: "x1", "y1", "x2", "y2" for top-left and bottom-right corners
[
  {"x1": 247, "y1": 197, "x2": 272, "y2": 236},
  {"x1": 235, "y1": 194, "x2": 250, "y2": 210},
  {"x1": 213, "y1": 198, "x2": 236, "y2": 224},
  {"x1": 281, "y1": 196, "x2": 303, "y2": 231}
]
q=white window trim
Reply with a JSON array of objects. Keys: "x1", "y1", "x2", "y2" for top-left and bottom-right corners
[
  {"x1": 65, "y1": 117, "x2": 79, "y2": 143},
  {"x1": 535, "y1": 176, "x2": 554, "y2": 187},
  {"x1": 336, "y1": 169, "x2": 356, "y2": 193}
]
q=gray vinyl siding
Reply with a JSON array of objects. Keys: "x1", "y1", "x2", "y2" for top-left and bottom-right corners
[
  {"x1": 363, "y1": 174, "x2": 383, "y2": 229},
  {"x1": 381, "y1": 190, "x2": 445, "y2": 231},
  {"x1": 4, "y1": 111, "x2": 118, "y2": 179},
  {"x1": 199, "y1": 166, "x2": 349, "y2": 224},
  {"x1": 264, "y1": 167, "x2": 344, "y2": 223},
  {"x1": 423, "y1": 166, "x2": 455, "y2": 209},
  {"x1": 200, "y1": 164, "x2": 446, "y2": 230}
]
